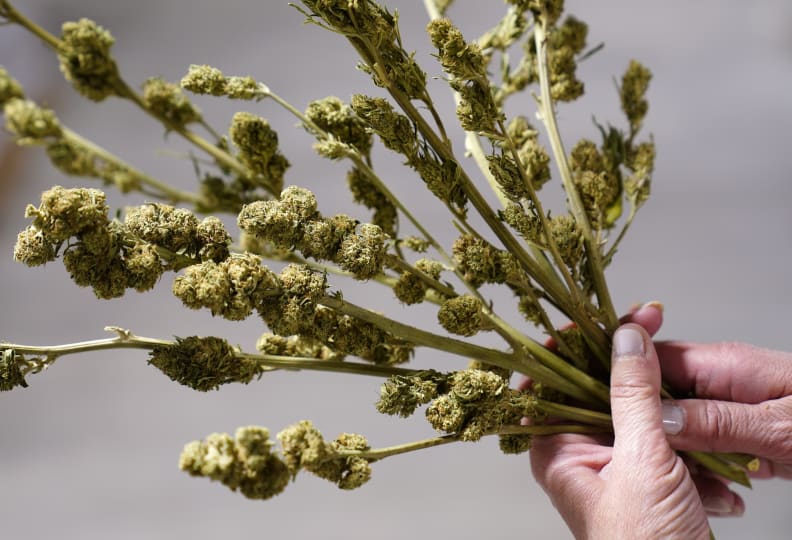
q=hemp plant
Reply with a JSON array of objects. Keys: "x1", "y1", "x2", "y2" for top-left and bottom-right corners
[{"x1": 0, "y1": 0, "x2": 757, "y2": 508}]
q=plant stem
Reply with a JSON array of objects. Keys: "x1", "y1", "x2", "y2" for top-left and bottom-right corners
[
  {"x1": 344, "y1": 423, "x2": 607, "y2": 461},
  {"x1": 2, "y1": 327, "x2": 418, "y2": 379},
  {"x1": 533, "y1": 19, "x2": 618, "y2": 332},
  {"x1": 318, "y1": 296, "x2": 602, "y2": 406}
]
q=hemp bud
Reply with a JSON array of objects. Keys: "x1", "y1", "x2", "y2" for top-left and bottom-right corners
[
  {"x1": 149, "y1": 336, "x2": 260, "y2": 391},
  {"x1": 0, "y1": 349, "x2": 28, "y2": 391},
  {"x1": 305, "y1": 96, "x2": 372, "y2": 155},
  {"x1": 3, "y1": 98, "x2": 62, "y2": 143},
  {"x1": 375, "y1": 371, "x2": 445, "y2": 417},
  {"x1": 437, "y1": 295, "x2": 486, "y2": 337},
  {"x1": 25, "y1": 186, "x2": 108, "y2": 243},
  {"x1": 13, "y1": 226, "x2": 57, "y2": 267},
  {"x1": 58, "y1": 18, "x2": 120, "y2": 101},
  {"x1": 336, "y1": 223, "x2": 387, "y2": 280},
  {"x1": 142, "y1": 77, "x2": 201, "y2": 126},
  {"x1": 425, "y1": 394, "x2": 466, "y2": 433},
  {"x1": 0, "y1": 66, "x2": 24, "y2": 105},
  {"x1": 124, "y1": 203, "x2": 199, "y2": 252}
]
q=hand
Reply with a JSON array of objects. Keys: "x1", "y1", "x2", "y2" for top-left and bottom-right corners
[
  {"x1": 531, "y1": 321, "x2": 713, "y2": 540},
  {"x1": 658, "y1": 340, "x2": 792, "y2": 479}
]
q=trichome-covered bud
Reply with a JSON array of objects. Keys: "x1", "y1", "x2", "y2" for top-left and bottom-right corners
[
  {"x1": 238, "y1": 199, "x2": 302, "y2": 249},
  {"x1": 375, "y1": 370, "x2": 446, "y2": 417},
  {"x1": 500, "y1": 202, "x2": 543, "y2": 245},
  {"x1": 393, "y1": 271, "x2": 426, "y2": 305},
  {"x1": 350, "y1": 94, "x2": 416, "y2": 156},
  {"x1": 548, "y1": 214, "x2": 583, "y2": 267},
  {"x1": 452, "y1": 234, "x2": 515, "y2": 286},
  {"x1": 123, "y1": 242, "x2": 163, "y2": 292},
  {"x1": 499, "y1": 433, "x2": 533, "y2": 455},
  {"x1": 142, "y1": 77, "x2": 201, "y2": 126},
  {"x1": 195, "y1": 216, "x2": 231, "y2": 262},
  {"x1": 229, "y1": 111, "x2": 289, "y2": 189},
  {"x1": 277, "y1": 420, "x2": 334, "y2": 477},
  {"x1": 255, "y1": 333, "x2": 339, "y2": 361},
  {"x1": 279, "y1": 186, "x2": 319, "y2": 220},
  {"x1": 427, "y1": 19, "x2": 486, "y2": 81},
  {"x1": 58, "y1": 18, "x2": 121, "y2": 101},
  {"x1": 305, "y1": 96, "x2": 372, "y2": 155},
  {"x1": 437, "y1": 295, "x2": 486, "y2": 337},
  {"x1": 336, "y1": 223, "x2": 387, "y2": 280},
  {"x1": 173, "y1": 254, "x2": 278, "y2": 321},
  {"x1": 0, "y1": 349, "x2": 28, "y2": 391},
  {"x1": 13, "y1": 226, "x2": 57, "y2": 267},
  {"x1": 124, "y1": 203, "x2": 199, "y2": 252},
  {"x1": 180, "y1": 65, "x2": 263, "y2": 100},
  {"x1": 425, "y1": 394, "x2": 466, "y2": 433},
  {"x1": 0, "y1": 66, "x2": 24, "y2": 105},
  {"x1": 181, "y1": 64, "x2": 226, "y2": 96},
  {"x1": 149, "y1": 336, "x2": 261, "y2": 391},
  {"x1": 46, "y1": 139, "x2": 95, "y2": 176},
  {"x1": 3, "y1": 98, "x2": 62, "y2": 143},
  {"x1": 179, "y1": 427, "x2": 290, "y2": 500},
  {"x1": 25, "y1": 186, "x2": 108, "y2": 243},
  {"x1": 450, "y1": 369, "x2": 506, "y2": 402},
  {"x1": 621, "y1": 60, "x2": 652, "y2": 132}
]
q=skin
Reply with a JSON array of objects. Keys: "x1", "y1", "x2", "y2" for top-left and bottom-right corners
[{"x1": 529, "y1": 303, "x2": 792, "y2": 539}]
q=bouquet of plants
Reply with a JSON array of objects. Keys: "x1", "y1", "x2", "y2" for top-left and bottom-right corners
[{"x1": 0, "y1": 0, "x2": 756, "y2": 506}]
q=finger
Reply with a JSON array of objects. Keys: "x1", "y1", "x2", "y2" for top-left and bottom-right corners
[
  {"x1": 610, "y1": 324, "x2": 677, "y2": 465},
  {"x1": 692, "y1": 474, "x2": 745, "y2": 517},
  {"x1": 524, "y1": 301, "x2": 664, "y2": 391},
  {"x1": 665, "y1": 397, "x2": 792, "y2": 464},
  {"x1": 621, "y1": 301, "x2": 664, "y2": 337},
  {"x1": 656, "y1": 341, "x2": 792, "y2": 402}
]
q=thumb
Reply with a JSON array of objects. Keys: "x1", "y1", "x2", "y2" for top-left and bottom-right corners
[{"x1": 610, "y1": 324, "x2": 674, "y2": 462}]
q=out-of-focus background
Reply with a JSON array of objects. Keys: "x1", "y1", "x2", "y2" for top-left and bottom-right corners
[{"x1": 1, "y1": 1, "x2": 791, "y2": 538}]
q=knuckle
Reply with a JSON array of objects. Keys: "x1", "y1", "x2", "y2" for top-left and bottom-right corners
[
  {"x1": 697, "y1": 400, "x2": 736, "y2": 446},
  {"x1": 610, "y1": 379, "x2": 655, "y2": 402}
]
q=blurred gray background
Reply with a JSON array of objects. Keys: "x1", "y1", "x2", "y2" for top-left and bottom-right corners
[{"x1": 1, "y1": 1, "x2": 791, "y2": 538}]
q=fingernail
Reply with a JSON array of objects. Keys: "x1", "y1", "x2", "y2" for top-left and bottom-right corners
[
  {"x1": 702, "y1": 497, "x2": 735, "y2": 515},
  {"x1": 661, "y1": 401, "x2": 685, "y2": 435},
  {"x1": 642, "y1": 300, "x2": 664, "y2": 313},
  {"x1": 613, "y1": 327, "x2": 644, "y2": 359}
]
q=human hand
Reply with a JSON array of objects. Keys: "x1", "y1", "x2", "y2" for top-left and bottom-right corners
[
  {"x1": 531, "y1": 323, "x2": 712, "y2": 539},
  {"x1": 658, "y1": 340, "x2": 792, "y2": 480}
]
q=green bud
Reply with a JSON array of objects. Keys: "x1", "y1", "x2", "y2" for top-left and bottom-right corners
[
  {"x1": 621, "y1": 60, "x2": 652, "y2": 132},
  {"x1": 13, "y1": 226, "x2": 56, "y2": 267},
  {"x1": 437, "y1": 295, "x2": 486, "y2": 337},
  {"x1": 142, "y1": 77, "x2": 201, "y2": 126},
  {"x1": 3, "y1": 98, "x2": 62, "y2": 143},
  {"x1": 0, "y1": 349, "x2": 28, "y2": 391},
  {"x1": 450, "y1": 369, "x2": 506, "y2": 402},
  {"x1": 195, "y1": 216, "x2": 231, "y2": 262},
  {"x1": 427, "y1": 19, "x2": 486, "y2": 81},
  {"x1": 179, "y1": 427, "x2": 290, "y2": 500},
  {"x1": 124, "y1": 203, "x2": 199, "y2": 252},
  {"x1": 58, "y1": 18, "x2": 120, "y2": 101},
  {"x1": 375, "y1": 371, "x2": 445, "y2": 417},
  {"x1": 336, "y1": 223, "x2": 387, "y2": 280},
  {"x1": 425, "y1": 394, "x2": 466, "y2": 433},
  {"x1": 548, "y1": 214, "x2": 583, "y2": 267},
  {"x1": 393, "y1": 271, "x2": 426, "y2": 305},
  {"x1": 306, "y1": 96, "x2": 372, "y2": 155},
  {"x1": 180, "y1": 64, "x2": 226, "y2": 96},
  {"x1": 123, "y1": 242, "x2": 163, "y2": 292},
  {"x1": 0, "y1": 66, "x2": 24, "y2": 105},
  {"x1": 499, "y1": 434, "x2": 533, "y2": 455},
  {"x1": 149, "y1": 336, "x2": 261, "y2": 391},
  {"x1": 25, "y1": 186, "x2": 108, "y2": 243}
]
